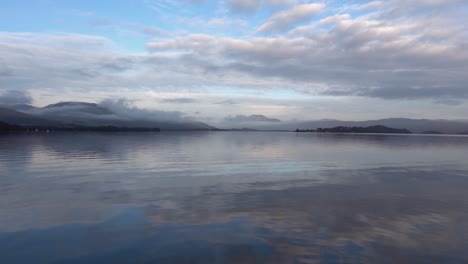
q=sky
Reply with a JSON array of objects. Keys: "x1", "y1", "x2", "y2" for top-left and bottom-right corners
[{"x1": 0, "y1": 0, "x2": 467, "y2": 123}]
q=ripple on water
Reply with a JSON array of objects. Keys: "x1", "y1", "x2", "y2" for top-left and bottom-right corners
[{"x1": 0, "y1": 132, "x2": 468, "y2": 263}]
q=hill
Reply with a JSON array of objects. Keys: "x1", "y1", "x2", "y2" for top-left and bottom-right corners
[
  {"x1": 253, "y1": 118, "x2": 468, "y2": 134},
  {"x1": 0, "y1": 102, "x2": 216, "y2": 131},
  {"x1": 296, "y1": 125, "x2": 411, "y2": 134}
]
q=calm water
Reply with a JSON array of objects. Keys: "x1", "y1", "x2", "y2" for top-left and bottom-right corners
[{"x1": 1, "y1": 132, "x2": 468, "y2": 264}]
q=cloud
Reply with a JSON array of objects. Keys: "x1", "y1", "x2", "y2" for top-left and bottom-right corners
[
  {"x1": 177, "y1": 17, "x2": 248, "y2": 32},
  {"x1": 99, "y1": 99, "x2": 190, "y2": 122},
  {"x1": 162, "y1": 98, "x2": 197, "y2": 104},
  {"x1": 225, "y1": 0, "x2": 262, "y2": 13},
  {"x1": 357, "y1": 1, "x2": 383, "y2": 10},
  {"x1": 433, "y1": 98, "x2": 463, "y2": 106},
  {"x1": 185, "y1": 0, "x2": 208, "y2": 3},
  {"x1": 145, "y1": 0, "x2": 467, "y2": 100},
  {"x1": 393, "y1": 0, "x2": 463, "y2": 7},
  {"x1": 215, "y1": 99, "x2": 239, "y2": 105},
  {"x1": 263, "y1": 0, "x2": 297, "y2": 7},
  {"x1": 224, "y1": 114, "x2": 281, "y2": 122},
  {"x1": 0, "y1": 63, "x2": 12, "y2": 77},
  {"x1": 224, "y1": 0, "x2": 297, "y2": 13},
  {"x1": 0, "y1": 0, "x2": 467, "y2": 108},
  {"x1": 0, "y1": 90, "x2": 33, "y2": 105},
  {"x1": 143, "y1": 26, "x2": 168, "y2": 38},
  {"x1": 257, "y1": 3, "x2": 325, "y2": 33},
  {"x1": 0, "y1": 33, "x2": 124, "y2": 91}
]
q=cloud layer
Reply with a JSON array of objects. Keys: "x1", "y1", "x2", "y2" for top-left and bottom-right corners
[
  {"x1": 0, "y1": 90, "x2": 32, "y2": 105},
  {"x1": 257, "y1": 3, "x2": 325, "y2": 33},
  {"x1": 224, "y1": 114, "x2": 281, "y2": 123},
  {"x1": 146, "y1": 0, "x2": 467, "y2": 100},
  {"x1": 99, "y1": 99, "x2": 190, "y2": 122},
  {"x1": 0, "y1": 0, "x2": 466, "y2": 121}
]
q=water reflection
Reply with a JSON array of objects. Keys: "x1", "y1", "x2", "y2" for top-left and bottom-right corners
[{"x1": 0, "y1": 132, "x2": 468, "y2": 263}]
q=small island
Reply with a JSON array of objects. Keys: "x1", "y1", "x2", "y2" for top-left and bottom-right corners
[{"x1": 295, "y1": 125, "x2": 411, "y2": 134}]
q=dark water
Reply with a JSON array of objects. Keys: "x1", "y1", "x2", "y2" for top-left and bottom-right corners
[{"x1": 1, "y1": 132, "x2": 468, "y2": 264}]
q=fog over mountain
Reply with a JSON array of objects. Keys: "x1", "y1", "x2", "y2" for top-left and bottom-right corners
[
  {"x1": 0, "y1": 90, "x2": 32, "y2": 106},
  {"x1": 0, "y1": 100, "x2": 215, "y2": 130},
  {"x1": 2, "y1": 99, "x2": 468, "y2": 134},
  {"x1": 224, "y1": 115, "x2": 281, "y2": 123},
  {"x1": 99, "y1": 99, "x2": 189, "y2": 123}
]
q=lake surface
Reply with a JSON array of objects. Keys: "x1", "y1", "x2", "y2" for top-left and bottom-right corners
[{"x1": 1, "y1": 132, "x2": 468, "y2": 264}]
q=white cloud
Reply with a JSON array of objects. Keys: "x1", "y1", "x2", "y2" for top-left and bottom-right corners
[
  {"x1": 146, "y1": 15, "x2": 467, "y2": 99},
  {"x1": 0, "y1": 0, "x2": 467, "y2": 121},
  {"x1": 257, "y1": 3, "x2": 325, "y2": 33}
]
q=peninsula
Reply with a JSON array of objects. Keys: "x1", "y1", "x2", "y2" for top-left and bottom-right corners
[{"x1": 295, "y1": 125, "x2": 411, "y2": 134}]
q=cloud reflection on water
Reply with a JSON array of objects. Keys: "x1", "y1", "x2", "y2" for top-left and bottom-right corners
[{"x1": 0, "y1": 132, "x2": 468, "y2": 263}]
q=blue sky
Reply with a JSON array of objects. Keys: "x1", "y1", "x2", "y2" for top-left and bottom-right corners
[
  {"x1": 1, "y1": 0, "x2": 284, "y2": 50},
  {"x1": 0, "y1": 0, "x2": 467, "y2": 123}
]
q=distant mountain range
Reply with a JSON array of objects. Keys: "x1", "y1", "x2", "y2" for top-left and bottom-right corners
[
  {"x1": 2, "y1": 101, "x2": 468, "y2": 134},
  {"x1": 224, "y1": 114, "x2": 281, "y2": 123},
  {"x1": 253, "y1": 118, "x2": 468, "y2": 134},
  {"x1": 296, "y1": 125, "x2": 411, "y2": 134},
  {"x1": 0, "y1": 102, "x2": 216, "y2": 131}
]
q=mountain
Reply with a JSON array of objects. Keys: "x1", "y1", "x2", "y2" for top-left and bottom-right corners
[
  {"x1": 8, "y1": 104, "x2": 39, "y2": 112},
  {"x1": 0, "y1": 102, "x2": 216, "y2": 131},
  {"x1": 0, "y1": 107, "x2": 59, "y2": 126},
  {"x1": 245, "y1": 118, "x2": 468, "y2": 134},
  {"x1": 224, "y1": 114, "x2": 281, "y2": 123},
  {"x1": 4, "y1": 101, "x2": 468, "y2": 133},
  {"x1": 297, "y1": 118, "x2": 468, "y2": 134},
  {"x1": 297, "y1": 125, "x2": 411, "y2": 134},
  {"x1": 42, "y1": 102, "x2": 114, "y2": 115}
]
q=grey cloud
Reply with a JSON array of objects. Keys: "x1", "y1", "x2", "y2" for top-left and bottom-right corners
[
  {"x1": 99, "y1": 98, "x2": 190, "y2": 122},
  {"x1": 225, "y1": 0, "x2": 261, "y2": 13},
  {"x1": 263, "y1": 0, "x2": 297, "y2": 7},
  {"x1": 143, "y1": 26, "x2": 168, "y2": 38},
  {"x1": 0, "y1": 33, "x2": 216, "y2": 92},
  {"x1": 145, "y1": 1, "x2": 467, "y2": 100},
  {"x1": 354, "y1": 85, "x2": 468, "y2": 100},
  {"x1": 0, "y1": 90, "x2": 33, "y2": 105},
  {"x1": 162, "y1": 98, "x2": 197, "y2": 104},
  {"x1": 393, "y1": 0, "x2": 463, "y2": 7},
  {"x1": 99, "y1": 57, "x2": 135, "y2": 72},
  {"x1": 433, "y1": 98, "x2": 463, "y2": 106},
  {"x1": 224, "y1": 114, "x2": 281, "y2": 122},
  {"x1": 224, "y1": 0, "x2": 297, "y2": 13},
  {"x1": 121, "y1": 22, "x2": 170, "y2": 39},
  {"x1": 1, "y1": 0, "x2": 467, "y2": 105},
  {"x1": 378, "y1": 0, "x2": 465, "y2": 21},
  {"x1": 0, "y1": 60, "x2": 13, "y2": 77},
  {"x1": 215, "y1": 99, "x2": 239, "y2": 105},
  {"x1": 0, "y1": 33, "x2": 128, "y2": 90},
  {"x1": 257, "y1": 3, "x2": 325, "y2": 33},
  {"x1": 28, "y1": 102, "x2": 118, "y2": 120}
]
